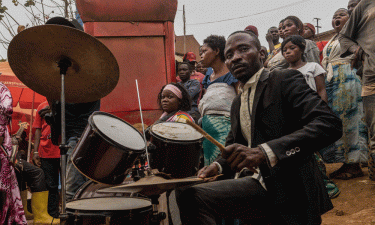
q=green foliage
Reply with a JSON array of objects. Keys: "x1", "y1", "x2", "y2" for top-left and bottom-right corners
[{"x1": 0, "y1": 58, "x2": 6, "y2": 62}]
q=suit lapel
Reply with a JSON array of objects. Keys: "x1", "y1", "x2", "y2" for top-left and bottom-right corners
[{"x1": 250, "y1": 69, "x2": 270, "y2": 145}]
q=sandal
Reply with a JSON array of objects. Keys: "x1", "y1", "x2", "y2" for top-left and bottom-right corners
[
  {"x1": 329, "y1": 163, "x2": 363, "y2": 179},
  {"x1": 333, "y1": 171, "x2": 364, "y2": 180}
]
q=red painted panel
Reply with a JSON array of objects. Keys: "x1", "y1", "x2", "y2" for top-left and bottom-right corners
[
  {"x1": 111, "y1": 110, "x2": 162, "y2": 126},
  {"x1": 84, "y1": 22, "x2": 166, "y2": 37},
  {"x1": 164, "y1": 21, "x2": 176, "y2": 81},
  {"x1": 76, "y1": 0, "x2": 177, "y2": 22},
  {"x1": 98, "y1": 37, "x2": 167, "y2": 113}
]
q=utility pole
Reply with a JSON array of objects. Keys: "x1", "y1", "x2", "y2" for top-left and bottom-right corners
[
  {"x1": 183, "y1": 5, "x2": 186, "y2": 54},
  {"x1": 314, "y1": 18, "x2": 321, "y2": 34}
]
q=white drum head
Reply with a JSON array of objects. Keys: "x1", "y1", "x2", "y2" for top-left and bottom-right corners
[
  {"x1": 66, "y1": 197, "x2": 151, "y2": 211},
  {"x1": 92, "y1": 114, "x2": 145, "y2": 150},
  {"x1": 151, "y1": 122, "x2": 203, "y2": 141}
]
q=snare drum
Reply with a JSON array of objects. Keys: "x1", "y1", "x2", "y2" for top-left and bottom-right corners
[
  {"x1": 149, "y1": 122, "x2": 203, "y2": 178},
  {"x1": 67, "y1": 180, "x2": 151, "y2": 225},
  {"x1": 71, "y1": 111, "x2": 146, "y2": 185}
]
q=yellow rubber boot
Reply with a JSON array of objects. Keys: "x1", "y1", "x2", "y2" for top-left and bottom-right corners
[
  {"x1": 21, "y1": 190, "x2": 34, "y2": 220},
  {"x1": 31, "y1": 191, "x2": 60, "y2": 225}
]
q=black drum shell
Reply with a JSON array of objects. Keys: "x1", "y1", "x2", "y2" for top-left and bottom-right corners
[
  {"x1": 150, "y1": 126, "x2": 203, "y2": 178},
  {"x1": 71, "y1": 112, "x2": 145, "y2": 185},
  {"x1": 73, "y1": 180, "x2": 131, "y2": 200},
  {"x1": 67, "y1": 180, "x2": 151, "y2": 225}
]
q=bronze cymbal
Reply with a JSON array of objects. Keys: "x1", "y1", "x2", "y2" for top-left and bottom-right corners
[
  {"x1": 98, "y1": 175, "x2": 205, "y2": 196},
  {"x1": 8, "y1": 25, "x2": 119, "y2": 103}
]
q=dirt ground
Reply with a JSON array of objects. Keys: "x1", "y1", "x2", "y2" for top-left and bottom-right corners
[
  {"x1": 322, "y1": 163, "x2": 375, "y2": 225},
  {"x1": 26, "y1": 163, "x2": 375, "y2": 225}
]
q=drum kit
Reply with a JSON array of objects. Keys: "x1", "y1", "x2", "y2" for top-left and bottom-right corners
[{"x1": 7, "y1": 19, "x2": 207, "y2": 225}]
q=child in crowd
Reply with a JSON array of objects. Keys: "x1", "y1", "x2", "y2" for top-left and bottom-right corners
[
  {"x1": 156, "y1": 82, "x2": 194, "y2": 123},
  {"x1": 177, "y1": 62, "x2": 201, "y2": 123},
  {"x1": 281, "y1": 34, "x2": 340, "y2": 199},
  {"x1": 282, "y1": 35, "x2": 328, "y2": 102}
]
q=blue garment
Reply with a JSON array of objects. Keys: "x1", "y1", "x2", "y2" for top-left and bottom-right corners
[
  {"x1": 202, "y1": 72, "x2": 238, "y2": 89},
  {"x1": 179, "y1": 79, "x2": 201, "y2": 108},
  {"x1": 66, "y1": 137, "x2": 88, "y2": 200},
  {"x1": 202, "y1": 115, "x2": 231, "y2": 166},
  {"x1": 319, "y1": 44, "x2": 368, "y2": 164},
  {"x1": 75, "y1": 11, "x2": 84, "y2": 27},
  {"x1": 206, "y1": 67, "x2": 213, "y2": 76}
]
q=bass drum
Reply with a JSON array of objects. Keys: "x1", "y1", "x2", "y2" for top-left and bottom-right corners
[
  {"x1": 71, "y1": 111, "x2": 146, "y2": 185},
  {"x1": 149, "y1": 122, "x2": 203, "y2": 178},
  {"x1": 67, "y1": 180, "x2": 151, "y2": 225}
]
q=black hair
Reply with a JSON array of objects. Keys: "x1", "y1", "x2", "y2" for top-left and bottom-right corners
[
  {"x1": 157, "y1": 82, "x2": 191, "y2": 112},
  {"x1": 227, "y1": 30, "x2": 261, "y2": 50},
  {"x1": 281, "y1": 35, "x2": 306, "y2": 60},
  {"x1": 284, "y1": 16, "x2": 304, "y2": 35},
  {"x1": 268, "y1": 26, "x2": 278, "y2": 33},
  {"x1": 178, "y1": 61, "x2": 193, "y2": 73},
  {"x1": 203, "y1": 35, "x2": 226, "y2": 62},
  {"x1": 279, "y1": 19, "x2": 285, "y2": 25},
  {"x1": 335, "y1": 8, "x2": 349, "y2": 14}
]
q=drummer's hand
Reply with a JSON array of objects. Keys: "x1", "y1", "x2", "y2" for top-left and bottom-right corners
[
  {"x1": 198, "y1": 163, "x2": 219, "y2": 179},
  {"x1": 222, "y1": 144, "x2": 266, "y2": 172}
]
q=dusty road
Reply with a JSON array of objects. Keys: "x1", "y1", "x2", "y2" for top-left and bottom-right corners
[{"x1": 322, "y1": 163, "x2": 375, "y2": 225}]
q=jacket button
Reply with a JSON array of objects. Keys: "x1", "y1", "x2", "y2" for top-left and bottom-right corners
[
  {"x1": 286, "y1": 151, "x2": 292, "y2": 156},
  {"x1": 295, "y1": 147, "x2": 300, "y2": 152},
  {"x1": 291, "y1": 149, "x2": 296, "y2": 154}
]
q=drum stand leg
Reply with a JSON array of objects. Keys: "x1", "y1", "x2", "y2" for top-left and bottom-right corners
[
  {"x1": 58, "y1": 58, "x2": 72, "y2": 223},
  {"x1": 150, "y1": 195, "x2": 166, "y2": 225}
]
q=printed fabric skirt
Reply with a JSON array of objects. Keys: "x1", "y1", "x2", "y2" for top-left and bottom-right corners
[
  {"x1": 320, "y1": 63, "x2": 368, "y2": 164},
  {"x1": 202, "y1": 115, "x2": 231, "y2": 166},
  {"x1": 0, "y1": 152, "x2": 27, "y2": 224}
]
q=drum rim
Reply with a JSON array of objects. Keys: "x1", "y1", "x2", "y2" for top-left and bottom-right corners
[
  {"x1": 66, "y1": 197, "x2": 152, "y2": 214},
  {"x1": 150, "y1": 122, "x2": 204, "y2": 143},
  {"x1": 89, "y1": 111, "x2": 146, "y2": 152},
  {"x1": 72, "y1": 160, "x2": 131, "y2": 185}
]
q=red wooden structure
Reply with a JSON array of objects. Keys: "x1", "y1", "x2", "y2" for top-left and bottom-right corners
[{"x1": 76, "y1": 0, "x2": 178, "y2": 126}]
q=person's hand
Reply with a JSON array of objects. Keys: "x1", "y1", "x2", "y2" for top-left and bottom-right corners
[
  {"x1": 197, "y1": 163, "x2": 219, "y2": 180},
  {"x1": 266, "y1": 32, "x2": 273, "y2": 42},
  {"x1": 38, "y1": 106, "x2": 51, "y2": 119},
  {"x1": 11, "y1": 136, "x2": 20, "y2": 145},
  {"x1": 222, "y1": 144, "x2": 266, "y2": 172},
  {"x1": 32, "y1": 152, "x2": 41, "y2": 167},
  {"x1": 351, "y1": 46, "x2": 366, "y2": 70}
]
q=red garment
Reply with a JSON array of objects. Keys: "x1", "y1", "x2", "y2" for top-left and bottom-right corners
[
  {"x1": 32, "y1": 101, "x2": 60, "y2": 158},
  {"x1": 316, "y1": 41, "x2": 328, "y2": 63}
]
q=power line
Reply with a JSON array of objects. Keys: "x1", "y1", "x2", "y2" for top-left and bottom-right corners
[{"x1": 187, "y1": 0, "x2": 313, "y2": 26}]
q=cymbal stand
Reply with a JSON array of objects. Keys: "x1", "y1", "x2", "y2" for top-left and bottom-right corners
[{"x1": 58, "y1": 57, "x2": 72, "y2": 222}]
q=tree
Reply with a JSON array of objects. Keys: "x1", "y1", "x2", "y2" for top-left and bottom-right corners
[{"x1": 0, "y1": 0, "x2": 76, "y2": 60}]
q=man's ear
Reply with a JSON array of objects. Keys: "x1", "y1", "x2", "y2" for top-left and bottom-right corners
[
  {"x1": 214, "y1": 48, "x2": 220, "y2": 57},
  {"x1": 259, "y1": 48, "x2": 267, "y2": 61}
]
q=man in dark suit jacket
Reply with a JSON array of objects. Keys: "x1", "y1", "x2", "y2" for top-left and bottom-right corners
[{"x1": 176, "y1": 31, "x2": 342, "y2": 224}]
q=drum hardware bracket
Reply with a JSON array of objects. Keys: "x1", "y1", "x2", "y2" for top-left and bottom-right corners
[
  {"x1": 59, "y1": 144, "x2": 70, "y2": 155},
  {"x1": 149, "y1": 195, "x2": 166, "y2": 225},
  {"x1": 89, "y1": 129, "x2": 97, "y2": 138}
]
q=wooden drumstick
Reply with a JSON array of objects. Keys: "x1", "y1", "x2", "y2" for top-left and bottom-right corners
[{"x1": 176, "y1": 118, "x2": 258, "y2": 174}]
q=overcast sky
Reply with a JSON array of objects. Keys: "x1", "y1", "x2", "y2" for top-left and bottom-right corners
[
  {"x1": 174, "y1": 0, "x2": 348, "y2": 47},
  {"x1": 1, "y1": 0, "x2": 349, "y2": 59}
]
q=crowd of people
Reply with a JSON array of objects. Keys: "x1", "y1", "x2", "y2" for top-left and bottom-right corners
[{"x1": 0, "y1": 0, "x2": 373, "y2": 224}]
